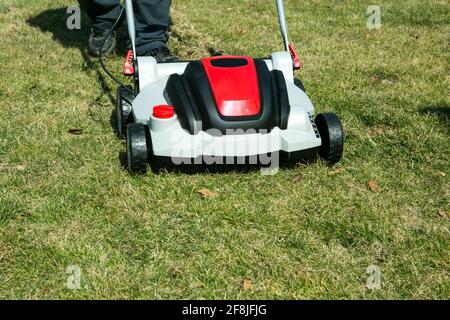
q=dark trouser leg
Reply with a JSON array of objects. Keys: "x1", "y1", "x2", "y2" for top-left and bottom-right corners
[
  {"x1": 79, "y1": 0, "x2": 122, "y2": 33},
  {"x1": 134, "y1": 0, "x2": 171, "y2": 55}
]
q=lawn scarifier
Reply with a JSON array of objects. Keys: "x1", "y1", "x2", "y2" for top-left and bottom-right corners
[{"x1": 103, "y1": 0, "x2": 344, "y2": 173}]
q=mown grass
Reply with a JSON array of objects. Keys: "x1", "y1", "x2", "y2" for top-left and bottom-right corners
[{"x1": 0, "y1": 0, "x2": 449, "y2": 299}]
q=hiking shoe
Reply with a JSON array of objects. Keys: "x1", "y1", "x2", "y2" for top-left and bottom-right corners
[
  {"x1": 145, "y1": 47, "x2": 179, "y2": 63},
  {"x1": 88, "y1": 29, "x2": 117, "y2": 57}
]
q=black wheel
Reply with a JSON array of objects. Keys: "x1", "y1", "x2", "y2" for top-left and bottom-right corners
[
  {"x1": 126, "y1": 123, "x2": 149, "y2": 173},
  {"x1": 117, "y1": 86, "x2": 135, "y2": 137},
  {"x1": 315, "y1": 112, "x2": 344, "y2": 165},
  {"x1": 294, "y1": 78, "x2": 305, "y2": 92}
]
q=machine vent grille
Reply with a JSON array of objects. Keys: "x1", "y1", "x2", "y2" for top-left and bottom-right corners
[{"x1": 308, "y1": 112, "x2": 320, "y2": 138}]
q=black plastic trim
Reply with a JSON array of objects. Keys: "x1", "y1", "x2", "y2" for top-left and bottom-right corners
[
  {"x1": 151, "y1": 147, "x2": 319, "y2": 169},
  {"x1": 166, "y1": 74, "x2": 202, "y2": 135},
  {"x1": 165, "y1": 58, "x2": 292, "y2": 134},
  {"x1": 271, "y1": 70, "x2": 290, "y2": 130}
]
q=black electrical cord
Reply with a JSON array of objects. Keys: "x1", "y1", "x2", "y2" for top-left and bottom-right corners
[{"x1": 98, "y1": 5, "x2": 135, "y2": 96}]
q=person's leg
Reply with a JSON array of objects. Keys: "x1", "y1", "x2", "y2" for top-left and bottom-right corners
[
  {"x1": 79, "y1": 0, "x2": 122, "y2": 56},
  {"x1": 80, "y1": 0, "x2": 122, "y2": 32},
  {"x1": 133, "y1": 0, "x2": 171, "y2": 56}
]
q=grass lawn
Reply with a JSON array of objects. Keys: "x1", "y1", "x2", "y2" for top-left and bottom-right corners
[{"x1": 0, "y1": 0, "x2": 449, "y2": 299}]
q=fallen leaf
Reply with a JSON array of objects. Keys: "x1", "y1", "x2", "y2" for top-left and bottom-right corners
[
  {"x1": 437, "y1": 171, "x2": 446, "y2": 177},
  {"x1": 68, "y1": 128, "x2": 83, "y2": 135},
  {"x1": 16, "y1": 164, "x2": 27, "y2": 171},
  {"x1": 198, "y1": 188, "x2": 216, "y2": 198},
  {"x1": 329, "y1": 168, "x2": 343, "y2": 176},
  {"x1": 243, "y1": 279, "x2": 252, "y2": 290},
  {"x1": 437, "y1": 210, "x2": 449, "y2": 219},
  {"x1": 170, "y1": 266, "x2": 181, "y2": 278},
  {"x1": 368, "y1": 127, "x2": 385, "y2": 137},
  {"x1": 292, "y1": 175, "x2": 303, "y2": 183},
  {"x1": 368, "y1": 180, "x2": 381, "y2": 193}
]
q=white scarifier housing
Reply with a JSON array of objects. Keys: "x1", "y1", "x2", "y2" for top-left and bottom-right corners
[{"x1": 117, "y1": 0, "x2": 344, "y2": 172}]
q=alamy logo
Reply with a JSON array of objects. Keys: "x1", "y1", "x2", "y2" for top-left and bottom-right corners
[
  {"x1": 66, "y1": 6, "x2": 81, "y2": 30},
  {"x1": 169, "y1": 126, "x2": 280, "y2": 175},
  {"x1": 66, "y1": 264, "x2": 81, "y2": 290},
  {"x1": 366, "y1": 5, "x2": 382, "y2": 30},
  {"x1": 366, "y1": 265, "x2": 381, "y2": 290}
]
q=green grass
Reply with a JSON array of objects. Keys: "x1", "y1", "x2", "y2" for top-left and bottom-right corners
[{"x1": 0, "y1": 0, "x2": 449, "y2": 299}]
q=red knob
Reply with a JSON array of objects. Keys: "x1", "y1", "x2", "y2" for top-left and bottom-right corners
[{"x1": 153, "y1": 105, "x2": 175, "y2": 119}]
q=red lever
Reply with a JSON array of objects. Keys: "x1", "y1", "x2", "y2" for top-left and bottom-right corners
[
  {"x1": 124, "y1": 50, "x2": 135, "y2": 76},
  {"x1": 288, "y1": 44, "x2": 303, "y2": 70}
]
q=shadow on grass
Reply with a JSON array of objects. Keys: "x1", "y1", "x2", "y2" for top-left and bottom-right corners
[
  {"x1": 420, "y1": 105, "x2": 449, "y2": 132},
  {"x1": 26, "y1": 6, "x2": 129, "y2": 136},
  {"x1": 118, "y1": 149, "x2": 315, "y2": 175}
]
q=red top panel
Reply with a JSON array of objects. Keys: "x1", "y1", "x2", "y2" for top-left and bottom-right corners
[{"x1": 201, "y1": 56, "x2": 261, "y2": 117}]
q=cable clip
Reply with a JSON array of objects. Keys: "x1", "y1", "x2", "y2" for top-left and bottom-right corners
[
  {"x1": 289, "y1": 44, "x2": 303, "y2": 70},
  {"x1": 124, "y1": 50, "x2": 135, "y2": 76}
]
